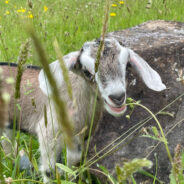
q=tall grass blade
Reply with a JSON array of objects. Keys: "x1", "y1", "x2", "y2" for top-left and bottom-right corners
[
  {"x1": 0, "y1": 73, "x2": 7, "y2": 129},
  {"x1": 14, "y1": 38, "x2": 30, "y2": 151},
  {"x1": 53, "y1": 38, "x2": 73, "y2": 100},
  {"x1": 28, "y1": 27, "x2": 73, "y2": 147},
  {"x1": 95, "y1": 0, "x2": 110, "y2": 73},
  {"x1": 44, "y1": 104, "x2": 48, "y2": 128},
  {"x1": 56, "y1": 167, "x2": 61, "y2": 184},
  {"x1": 56, "y1": 163, "x2": 76, "y2": 178},
  {"x1": 15, "y1": 39, "x2": 30, "y2": 99},
  {"x1": 139, "y1": 170, "x2": 164, "y2": 184},
  {"x1": 0, "y1": 147, "x2": 5, "y2": 184},
  {"x1": 83, "y1": 88, "x2": 98, "y2": 163},
  {"x1": 29, "y1": 136, "x2": 33, "y2": 162},
  {"x1": 0, "y1": 33, "x2": 9, "y2": 62},
  {"x1": 131, "y1": 102, "x2": 173, "y2": 163},
  {"x1": 153, "y1": 153, "x2": 158, "y2": 184},
  {"x1": 63, "y1": 145, "x2": 69, "y2": 180}
]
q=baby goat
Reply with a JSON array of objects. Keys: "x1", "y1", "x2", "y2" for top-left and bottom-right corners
[{"x1": 0, "y1": 37, "x2": 166, "y2": 183}]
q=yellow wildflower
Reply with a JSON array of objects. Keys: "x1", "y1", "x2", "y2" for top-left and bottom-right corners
[
  {"x1": 110, "y1": 12, "x2": 116, "y2": 17},
  {"x1": 28, "y1": 14, "x2": 33, "y2": 19},
  {"x1": 119, "y1": 1, "x2": 124, "y2": 4},
  {"x1": 5, "y1": 10, "x2": 10, "y2": 15},
  {"x1": 5, "y1": 0, "x2": 9, "y2": 4},
  {"x1": 27, "y1": 11, "x2": 33, "y2": 19},
  {"x1": 112, "y1": 4, "x2": 117, "y2": 7},
  {"x1": 44, "y1": 5, "x2": 48, "y2": 12},
  {"x1": 17, "y1": 8, "x2": 26, "y2": 13}
]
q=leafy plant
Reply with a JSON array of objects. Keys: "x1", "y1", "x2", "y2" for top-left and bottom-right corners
[{"x1": 116, "y1": 158, "x2": 152, "y2": 184}]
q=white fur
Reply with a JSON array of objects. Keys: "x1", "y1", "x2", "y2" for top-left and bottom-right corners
[
  {"x1": 80, "y1": 47, "x2": 95, "y2": 74},
  {"x1": 119, "y1": 47, "x2": 129, "y2": 68},
  {"x1": 39, "y1": 51, "x2": 80, "y2": 96},
  {"x1": 128, "y1": 49, "x2": 166, "y2": 91},
  {"x1": 39, "y1": 60, "x2": 63, "y2": 96},
  {"x1": 95, "y1": 73, "x2": 126, "y2": 116}
]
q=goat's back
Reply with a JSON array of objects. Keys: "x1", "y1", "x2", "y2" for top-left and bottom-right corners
[{"x1": 0, "y1": 63, "x2": 45, "y2": 134}]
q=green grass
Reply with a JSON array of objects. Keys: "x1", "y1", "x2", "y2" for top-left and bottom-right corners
[
  {"x1": 0, "y1": 0, "x2": 183, "y2": 65},
  {"x1": 0, "y1": 0, "x2": 184, "y2": 183}
]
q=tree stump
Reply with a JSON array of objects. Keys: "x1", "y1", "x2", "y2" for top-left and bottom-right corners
[{"x1": 89, "y1": 20, "x2": 184, "y2": 183}]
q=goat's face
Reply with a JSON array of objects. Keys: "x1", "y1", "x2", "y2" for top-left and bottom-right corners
[
  {"x1": 39, "y1": 37, "x2": 166, "y2": 117},
  {"x1": 74, "y1": 37, "x2": 166, "y2": 116},
  {"x1": 74, "y1": 38, "x2": 128, "y2": 116}
]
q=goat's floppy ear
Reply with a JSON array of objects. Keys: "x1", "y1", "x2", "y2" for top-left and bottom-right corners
[
  {"x1": 39, "y1": 51, "x2": 80, "y2": 96},
  {"x1": 63, "y1": 51, "x2": 80, "y2": 70},
  {"x1": 128, "y1": 48, "x2": 166, "y2": 91}
]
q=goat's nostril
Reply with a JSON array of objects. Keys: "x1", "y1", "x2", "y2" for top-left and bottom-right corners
[{"x1": 108, "y1": 93, "x2": 125, "y2": 105}]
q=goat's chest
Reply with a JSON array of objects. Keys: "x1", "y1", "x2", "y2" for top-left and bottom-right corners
[{"x1": 71, "y1": 95, "x2": 103, "y2": 137}]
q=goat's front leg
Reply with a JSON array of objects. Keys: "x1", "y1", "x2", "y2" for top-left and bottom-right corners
[
  {"x1": 37, "y1": 117, "x2": 83, "y2": 183},
  {"x1": 37, "y1": 117, "x2": 64, "y2": 183},
  {"x1": 67, "y1": 135, "x2": 83, "y2": 167}
]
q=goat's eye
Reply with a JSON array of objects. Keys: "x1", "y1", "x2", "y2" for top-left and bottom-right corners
[{"x1": 83, "y1": 70, "x2": 92, "y2": 79}]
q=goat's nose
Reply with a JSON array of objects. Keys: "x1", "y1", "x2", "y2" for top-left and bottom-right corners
[{"x1": 108, "y1": 93, "x2": 125, "y2": 106}]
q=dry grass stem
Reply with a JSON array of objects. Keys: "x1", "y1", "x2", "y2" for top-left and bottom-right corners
[
  {"x1": 15, "y1": 39, "x2": 31, "y2": 99},
  {"x1": 95, "y1": 0, "x2": 110, "y2": 73},
  {"x1": 29, "y1": 27, "x2": 73, "y2": 147},
  {"x1": 44, "y1": 104, "x2": 48, "y2": 128},
  {"x1": 172, "y1": 144, "x2": 182, "y2": 183}
]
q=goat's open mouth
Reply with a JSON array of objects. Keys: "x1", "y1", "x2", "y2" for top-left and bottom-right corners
[{"x1": 104, "y1": 100, "x2": 126, "y2": 113}]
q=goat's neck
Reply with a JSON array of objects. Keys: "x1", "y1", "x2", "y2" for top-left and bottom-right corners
[
  {"x1": 72, "y1": 75, "x2": 103, "y2": 134},
  {"x1": 77, "y1": 76, "x2": 100, "y2": 107}
]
